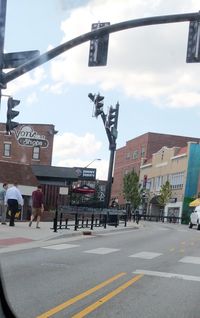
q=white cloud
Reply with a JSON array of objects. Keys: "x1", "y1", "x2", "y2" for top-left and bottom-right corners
[
  {"x1": 52, "y1": 131, "x2": 108, "y2": 179},
  {"x1": 6, "y1": 67, "x2": 46, "y2": 96},
  {"x1": 48, "y1": 0, "x2": 200, "y2": 109},
  {"x1": 26, "y1": 92, "x2": 38, "y2": 104},
  {"x1": 53, "y1": 132, "x2": 102, "y2": 157}
]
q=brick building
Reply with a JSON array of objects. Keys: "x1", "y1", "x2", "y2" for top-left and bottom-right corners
[
  {"x1": 111, "y1": 132, "x2": 200, "y2": 206},
  {"x1": 0, "y1": 123, "x2": 57, "y2": 165}
]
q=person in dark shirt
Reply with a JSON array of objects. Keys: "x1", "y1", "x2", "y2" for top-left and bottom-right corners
[{"x1": 29, "y1": 185, "x2": 44, "y2": 229}]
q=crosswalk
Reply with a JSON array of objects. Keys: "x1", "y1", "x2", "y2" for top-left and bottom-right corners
[{"x1": 40, "y1": 244, "x2": 200, "y2": 265}]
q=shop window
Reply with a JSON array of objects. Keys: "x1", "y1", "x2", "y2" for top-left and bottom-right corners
[
  {"x1": 3, "y1": 143, "x2": 11, "y2": 157},
  {"x1": 32, "y1": 146, "x2": 40, "y2": 160}
]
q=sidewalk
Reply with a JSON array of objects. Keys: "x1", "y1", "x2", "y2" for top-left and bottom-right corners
[{"x1": 0, "y1": 220, "x2": 140, "y2": 253}]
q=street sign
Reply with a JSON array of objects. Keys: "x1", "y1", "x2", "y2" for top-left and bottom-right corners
[
  {"x1": 88, "y1": 22, "x2": 110, "y2": 67},
  {"x1": 186, "y1": 20, "x2": 200, "y2": 63},
  {"x1": 3, "y1": 50, "x2": 40, "y2": 68}
]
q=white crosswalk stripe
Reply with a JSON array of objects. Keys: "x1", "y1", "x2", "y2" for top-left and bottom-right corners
[
  {"x1": 129, "y1": 251, "x2": 163, "y2": 259},
  {"x1": 179, "y1": 256, "x2": 200, "y2": 264},
  {"x1": 42, "y1": 243, "x2": 79, "y2": 250},
  {"x1": 84, "y1": 247, "x2": 120, "y2": 255}
]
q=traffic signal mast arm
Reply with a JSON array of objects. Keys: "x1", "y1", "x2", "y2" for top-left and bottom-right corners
[{"x1": 1, "y1": 12, "x2": 200, "y2": 86}]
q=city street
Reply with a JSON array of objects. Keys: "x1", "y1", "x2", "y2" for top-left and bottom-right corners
[{"x1": 1, "y1": 221, "x2": 200, "y2": 318}]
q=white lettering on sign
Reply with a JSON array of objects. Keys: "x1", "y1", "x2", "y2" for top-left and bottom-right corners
[{"x1": 15, "y1": 126, "x2": 49, "y2": 148}]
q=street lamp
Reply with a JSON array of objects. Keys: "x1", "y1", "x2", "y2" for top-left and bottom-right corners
[{"x1": 85, "y1": 158, "x2": 101, "y2": 168}]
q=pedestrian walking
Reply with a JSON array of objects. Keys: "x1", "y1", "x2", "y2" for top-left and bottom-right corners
[
  {"x1": 4, "y1": 183, "x2": 23, "y2": 227},
  {"x1": 29, "y1": 185, "x2": 44, "y2": 229},
  {"x1": 0, "y1": 183, "x2": 8, "y2": 225}
]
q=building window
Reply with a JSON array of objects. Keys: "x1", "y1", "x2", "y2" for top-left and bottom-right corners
[
  {"x1": 4, "y1": 143, "x2": 11, "y2": 157},
  {"x1": 126, "y1": 152, "x2": 130, "y2": 159},
  {"x1": 169, "y1": 172, "x2": 184, "y2": 189},
  {"x1": 32, "y1": 147, "x2": 40, "y2": 160},
  {"x1": 141, "y1": 146, "x2": 145, "y2": 158},
  {"x1": 133, "y1": 150, "x2": 139, "y2": 160}
]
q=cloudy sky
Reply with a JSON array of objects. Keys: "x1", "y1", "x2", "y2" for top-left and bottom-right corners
[{"x1": 1, "y1": 0, "x2": 200, "y2": 180}]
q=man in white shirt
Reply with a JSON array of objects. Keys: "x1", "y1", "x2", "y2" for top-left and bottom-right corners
[{"x1": 4, "y1": 183, "x2": 23, "y2": 226}]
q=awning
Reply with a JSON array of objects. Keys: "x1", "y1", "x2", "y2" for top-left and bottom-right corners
[
  {"x1": 72, "y1": 186, "x2": 95, "y2": 194},
  {"x1": 189, "y1": 198, "x2": 200, "y2": 207}
]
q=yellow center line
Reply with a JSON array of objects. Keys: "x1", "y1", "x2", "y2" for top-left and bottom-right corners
[
  {"x1": 36, "y1": 272, "x2": 126, "y2": 318},
  {"x1": 71, "y1": 274, "x2": 143, "y2": 318}
]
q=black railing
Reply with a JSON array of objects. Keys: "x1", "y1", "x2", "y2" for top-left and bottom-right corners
[
  {"x1": 53, "y1": 206, "x2": 127, "y2": 232},
  {"x1": 132, "y1": 214, "x2": 184, "y2": 223}
]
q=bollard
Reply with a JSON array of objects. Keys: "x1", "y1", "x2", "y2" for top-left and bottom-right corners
[
  {"x1": 91, "y1": 214, "x2": 94, "y2": 230},
  {"x1": 59, "y1": 212, "x2": 63, "y2": 229},
  {"x1": 74, "y1": 213, "x2": 78, "y2": 231},
  {"x1": 53, "y1": 207, "x2": 58, "y2": 232},
  {"x1": 124, "y1": 214, "x2": 127, "y2": 227}
]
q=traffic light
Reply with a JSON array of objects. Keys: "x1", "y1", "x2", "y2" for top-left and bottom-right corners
[
  {"x1": 186, "y1": 20, "x2": 200, "y2": 63},
  {"x1": 88, "y1": 93, "x2": 95, "y2": 102},
  {"x1": 106, "y1": 106, "x2": 118, "y2": 128},
  {"x1": 88, "y1": 22, "x2": 110, "y2": 67},
  {"x1": 6, "y1": 97, "x2": 20, "y2": 134},
  {"x1": 94, "y1": 94, "x2": 104, "y2": 117}
]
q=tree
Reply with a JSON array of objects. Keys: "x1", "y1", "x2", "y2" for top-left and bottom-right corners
[
  {"x1": 157, "y1": 181, "x2": 172, "y2": 209},
  {"x1": 123, "y1": 169, "x2": 141, "y2": 210}
]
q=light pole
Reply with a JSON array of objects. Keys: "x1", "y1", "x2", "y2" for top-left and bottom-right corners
[{"x1": 84, "y1": 158, "x2": 101, "y2": 168}]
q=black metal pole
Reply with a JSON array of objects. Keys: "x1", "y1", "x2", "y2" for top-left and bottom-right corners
[
  {"x1": 0, "y1": 0, "x2": 7, "y2": 96},
  {"x1": 105, "y1": 146, "x2": 116, "y2": 208}
]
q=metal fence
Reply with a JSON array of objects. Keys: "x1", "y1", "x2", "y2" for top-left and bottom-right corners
[{"x1": 53, "y1": 206, "x2": 127, "y2": 232}]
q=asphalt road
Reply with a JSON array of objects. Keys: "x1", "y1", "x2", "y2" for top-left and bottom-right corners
[{"x1": 1, "y1": 222, "x2": 200, "y2": 318}]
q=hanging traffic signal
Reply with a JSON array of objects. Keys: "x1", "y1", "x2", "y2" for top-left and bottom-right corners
[
  {"x1": 88, "y1": 22, "x2": 110, "y2": 67},
  {"x1": 186, "y1": 20, "x2": 200, "y2": 63},
  {"x1": 94, "y1": 94, "x2": 104, "y2": 117},
  {"x1": 6, "y1": 97, "x2": 20, "y2": 134}
]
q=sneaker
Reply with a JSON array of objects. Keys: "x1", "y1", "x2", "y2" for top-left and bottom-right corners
[
  {"x1": 29, "y1": 221, "x2": 32, "y2": 227},
  {"x1": 1, "y1": 222, "x2": 6, "y2": 225},
  {"x1": 36, "y1": 226, "x2": 40, "y2": 229}
]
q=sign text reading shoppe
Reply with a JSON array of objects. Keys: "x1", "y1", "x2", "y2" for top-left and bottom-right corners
[{"x1": 15, "y1": 126, "x2": 49, "y2": 148}]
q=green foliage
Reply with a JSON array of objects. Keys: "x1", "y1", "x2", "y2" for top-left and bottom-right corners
[
  {"x1": 123, "y1": 169, "x2": 141, "y2": 209},
  {"x1": 157, "y1": 181, "x2": 172, "y2": 207}
]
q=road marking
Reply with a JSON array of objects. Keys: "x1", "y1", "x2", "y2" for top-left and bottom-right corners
[
  {"x1": 133, "y1": 269, "x2": 200, "y2": 282},
  {"x1": 84, "y1": 247, "x2": 120, "y2": 255},
  {"x1": 99, "y1": 229, "x2": 138, "y2": 236},
  {"x1": 71, "y1": 274, "x2": 143, "y2": 318},
  {"x1": 36, "y1": 272, "x2": 126, "y2": 318},
  {"x1": 129, "y1": 251, "x2": 162, "y2": 259},
  {"x1": 42, "y1": 243, "x2": 79, "y2": 250},
  {"x1": 179, "y1": 256, "x2": 200, "y2": 264}
]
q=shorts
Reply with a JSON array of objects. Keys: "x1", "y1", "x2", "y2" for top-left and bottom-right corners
[{"x1": 32, "y1": 207, "x2": 42, "y2": 217}]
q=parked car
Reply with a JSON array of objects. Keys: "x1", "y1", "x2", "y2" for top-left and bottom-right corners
[{"x1": 189, "y1": 206, "x2": 200, "y2": 230}]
